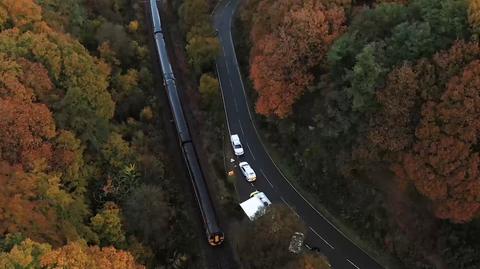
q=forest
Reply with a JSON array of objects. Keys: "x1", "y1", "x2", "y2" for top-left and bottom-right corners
[
  {"x1": 4, "y1": 0, "x2": 480, "y2": 268},
  {"x1": 0, "y1": 0, "x2": 207, "y2": 268},
  {"x1": 237, "y1": 0, "x2": 480, "y2": 268}
]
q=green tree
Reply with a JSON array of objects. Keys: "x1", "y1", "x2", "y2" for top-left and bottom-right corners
[
  {"x1": 123, "y1": 185, "x2": 173, "y2": 250},
  {"x1": 346, "y1": 44, "x2": 385, "y2": 112},
  {"x1": 199, "y1": 73, "x2": 219, "y2": 107},
  {"x1": 0, "y1": 238, "x2": 51, "y2": 269},
  {"x1": 91, "y1": 202, "x2": 126, "y2": 247},
  {"x1": 186, "y1": 35, "x2": 220, "y2": 74},
  {"x1": 101, "y1": 132, "x2": 133, "y2": 171},
  {"x1": 95, "y1": 21, "x2": 134, "y2": 63},
  {"x1": 178, "y1": 0, "x2": 210, "y2": 32}
]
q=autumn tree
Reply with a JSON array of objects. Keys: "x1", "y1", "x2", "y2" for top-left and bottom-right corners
[
  {"x1": 363, "y1": 41, "x2": 480, "y2": 223},
  {"x1": 0, "y1": 162, "x2": 63, "y2": 244},
  {"x1": 401, "y1": 60, "x2": 480, "y2": 223},
  {"x1": 0, "y1": 98, "x2": 55, "y2": 169},
  {"x1": 0, "y1": 238, "x2": 51, "y2": 268},
  {"x1": 52, "y1": 130, "x2": 86, "y2": 195},
  {"x1": 0, "y1": 0, "x2": 42, "y2": 29},
  {"x1": 469, "y1": 0, "x2": 480, "y2": 31},
  {"x1": 40, "y1": 241, "x2": 144, "y2": 269},
  {"x1": 366, "y1": 64, "x2": 419, "y2": 158},
  {"x1": 0, "y1": 23, "x2": 115, "y2": 145},
  {"x1": 250, "y1": 0, "x2": 346, "y2": 117}
]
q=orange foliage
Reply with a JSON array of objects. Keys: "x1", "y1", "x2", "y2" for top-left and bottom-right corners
[
  {"x1": 402, "y1": 60, "x2": 480, "y2": 223},
  {"x1": 368, "y1": 65, "x2": 419, "y2": 155},
  {"x1": 17, "y1": 58, "x2": 54, "y2": 101},
  {"x1": 0, "y1": 162, "x2": 61, "y2": 243},
  {"x1": 0, "y1": 0, "x2": 42, "y2": 28},
  {"x1": 0, "y1": 98, "x2": 55, "y2": 168},
  {"x1": 365, "y1": 41, "x2": 480, "y2": 222},
  {"x1": 250, "y1": 0, "x2": 346, "y2": 117},
  {"x1": 40, "y1": 241, "x2": 145, "y2": 269}
]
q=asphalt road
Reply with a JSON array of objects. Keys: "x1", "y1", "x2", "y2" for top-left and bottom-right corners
[{"x1": 213, "y1": 1, "x2": 386, "y2": 268}]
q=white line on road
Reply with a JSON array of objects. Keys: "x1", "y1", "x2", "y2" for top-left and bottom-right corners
[
  {"x1": 215, "y1": 4, "x2": 381, "y2": 267},
  {"x1": 238, "y1": 119, "x2": 245, "y2": 136},
  {"x1": 309, "y1": 227, "x2": 335, "y2": 250},
  {"x1": 280, "y1": 196, "x2": 290, "y2": 207},
  {"x1": 246, "y1": 143, "x2": 255, "y2": 160},
  {"x1": 281, "y1": 197, "x2": 299, "y2": 217},
  {"x1": 233, "y1": 98, "x2": 238, "y2": 112},
  {"x1": 260, "y1": 170, "x2": 274, "y2": 188},
  {"x1": 346, "y1": 258, "x2": 360, "y2": 269},
  {"x1": 214, "y1": 62, "x2": 231, "y2": 136}
]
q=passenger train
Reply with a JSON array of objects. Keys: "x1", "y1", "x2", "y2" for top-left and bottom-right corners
[{"x1": 149, "y1": 0, "x2": 224, "y2": 246}]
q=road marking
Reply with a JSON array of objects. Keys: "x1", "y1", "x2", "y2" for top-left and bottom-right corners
[
  {"x1": 233, "y1": 98, "x2": 238, "y2": 112},
  {"x1": 304, "y1": 243, "x2": 311, "y2": 250},
  {"x1": 309, "y1": 227, "x2": 335, "y2": 250},
  {"x1": 226, "y1": 1, "x2": 231, "y2": 7},
  {"x1": 260, "y1": 169, "x2": 274, "y2": 188},
  {"x1": 246, "y1": 143, "x2": 255, "y2": 160},
  {"x1": 224, "y1": 20, "x2": 379, "y2": 261},
  {"x1": 280, "y1": 196, "x2": 290, "y2": 207},
  {"x1": 346, "y1": 258, "x2": 360, "y2": 269},
  {"x1": 238, "y1": 119, "x2": 245, "y2": 136},
  {"x1": 214, "y1": 4, "x2": 382, "y2": 267},
  {"x1": 214, "y1": 62, "x2": 231, "y2": 136},
  {"x1": 281, "y1": 196, "x2": 299, "y2": 217}
]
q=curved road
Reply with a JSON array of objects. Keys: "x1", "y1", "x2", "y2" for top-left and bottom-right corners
[{"x1": 213, "y1": 1, "x2": 385, "y2": 268}]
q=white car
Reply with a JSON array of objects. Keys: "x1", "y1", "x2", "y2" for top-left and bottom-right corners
[
  {"x1": 230, "y1": 134, "x2": 244, "y2": 156},
  {"x1": 239, "y1": 162, "x2": 256, "y2": 182}
]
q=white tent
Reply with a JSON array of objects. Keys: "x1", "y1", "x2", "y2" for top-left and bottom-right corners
[{"x1": 239, "y1": 192, "x2": 271, "y2": 221}]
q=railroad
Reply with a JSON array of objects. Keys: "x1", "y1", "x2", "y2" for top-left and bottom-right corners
[{"x1": 148, "y1": 0, "x2": 224, "y2": 246}]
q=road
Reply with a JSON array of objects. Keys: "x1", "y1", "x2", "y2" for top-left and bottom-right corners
[{"x1": 213, "y1": 1, "x2": 385, "y2": 268}]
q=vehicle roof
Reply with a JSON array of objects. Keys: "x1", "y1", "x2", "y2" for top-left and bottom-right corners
[
  {"x1": 239, "y1": 195, "x2": 269, "y2": 221},
  {"x1": 243, "y1": 165, "x2": 254, "y2": 174},
  {"x1": 231, "y1": 134, "x2": 240, "y2": 142}
]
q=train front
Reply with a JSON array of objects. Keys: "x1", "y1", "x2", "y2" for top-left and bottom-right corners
[{"x1": 208, "y1": 232, "x2": 224, "y2": 246}]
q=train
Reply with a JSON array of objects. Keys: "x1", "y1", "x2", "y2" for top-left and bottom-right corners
[{"x1": 148, "y1": 0, "x2": 224, "y2": 246}]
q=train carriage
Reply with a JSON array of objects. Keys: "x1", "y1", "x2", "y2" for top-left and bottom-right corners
[{"x1": 149, "y1": 0, "x2": 224, "y2": 246}]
